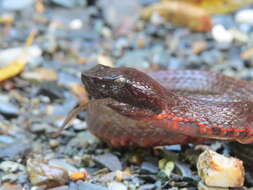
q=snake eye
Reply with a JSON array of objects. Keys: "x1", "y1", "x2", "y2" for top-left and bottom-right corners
[
  {"x1": 114, "y1": 76, "x2": 127, "y2": 88},
  {"x1": 114, "y1": 76, "x2": 126, "y2": 83}
]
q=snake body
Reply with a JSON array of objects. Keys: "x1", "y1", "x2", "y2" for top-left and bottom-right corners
[{"x1": 80, "y1": 65, "x2": 253, "y2": 147}]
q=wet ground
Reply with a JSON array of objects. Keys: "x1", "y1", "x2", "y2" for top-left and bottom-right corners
[{"x1": 0, "y1": 0, "x2": 253, "y2": 189}]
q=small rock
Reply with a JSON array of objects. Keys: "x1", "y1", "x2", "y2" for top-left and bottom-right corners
[
  {"x1": 26, "y1": 159, "x2": 69, "y2": 188},
  {"x1": 69, "y1": 131, "x2": 99, "y2": 147},
  {"x1": 191, "y1": 40, "x2": 208, "y2": 54},
  {"x1": 93, "y1": 153, "x2": 122, "y2": 171},
  {"x1": 69, "y1": 83, "x2": 88, "y2": 103},
  {"x1": 48, "y1": 186, "x2": 69, "y2": 190},
  {"x1": 197, "y1": 150, "x2": 244, "y2": 187},
  {"x1": 198, "y1": 181, "x2": 228, "y2": 190},
  {"x1": 0, "y1": 184, "x2": 23, "y2": 190},
  {"x1": 241, "y1": 47, "x2": 253, "y2": 60},
  {"x1": 100, "y1": 0, "x2": 141, "y2": 34},
  {"x1": 71, "y1": 119, "x2": 87, "y2": 131},
  {"x1": 48, "y1": 159, "x2": 78, "y2": 176},
  {"x1": 0, "y1": 13, "x2": 14, "y2": 25},
  {"x1": 97, "y1": 55, "x2": 113, "y2": 67},
  {"x1": 77, "y1": 182, "x2": 109, "y2": 190},
  {"x1": 0, "y1": 46, "x2": 41, "y2": 66},
  {"x1": 140, "y1": 162, "x2": 159, "y2": 174},
  {"x1": 0, "y1": 141, "x2": 31, "y2": 160},
  {"x1": 69, "y1": 170, "x2": 88, "y2": 181},
  {"x1": 1, "y1": 0, "x2": 35, "y2": 11},
  {"x1": 30, "y1": 123, "x2": 55, "y2": 134},
  {"x1": 0, "y1": 161, "x2": 25, "y2": 172},
  {"x1": 58, "y1": 72, "x2": 80, "y2": 88},
  {"x1": 38, "y1": 82, "x2": 65, "y2": 101},
  {"x1": 49, "y1": 139, "x2": 60, "y2": 148},
  {"x1": 139, "y1": 184, "x2": 157, "y2": 190},
  {"x1": 235, "y1": 9, "x2": 253, "y2": 25},
  {"x1": 51, "y1": 0, "x2": 86, "y2": 8},
  {"x1": 0, "y1": 100, "x2": 19, "y2": 118},
  {"x1": 158, "y1": 159, "x2": 174, "y2": 177},
  {"x1": 212, "y1": 25, "x2": 233, "y2": 43},
  {"x1": 21, "y1": 67, "x2": 58, "y2": 82},
  {"x1": 69, "y1": 19, "x2": 83, "y2": 30},
  {"x1": 108, "y1": 181, "x2": 127, "y2": 190},
  {"x1": 1, "y1": 173, "x2": 19, "y2": 183},
  {"x1": 0, "y1": 135, "x2": 15, "y2": 144},
  {"x1": 117, "y1": 49, "x2": 149, "y2": 70}
]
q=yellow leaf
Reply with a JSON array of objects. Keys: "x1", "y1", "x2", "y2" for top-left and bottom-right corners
[
  {"x1": 0, "y1": 60, "x2": 25, "y2": 82},
  {"x1": 161, "y1": 0, "x2": 253, "y2": 14},
  {"x1": 141, "y1": 1, "x2": 212, "y2": 32}
]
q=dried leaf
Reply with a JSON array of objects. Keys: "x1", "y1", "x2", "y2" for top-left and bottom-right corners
[
  {"x1": 0, "y1": 60, "x2": 25, "y2": 82},
  {"x1": 161, "y1": 0, "x2": 252, "y2": 15},
  {"x1": 0, "y1": 30, "x2": 40, "y2": 82},
  {"x1": 141, "y1": 1, "x2": 212, "y2": 32}
]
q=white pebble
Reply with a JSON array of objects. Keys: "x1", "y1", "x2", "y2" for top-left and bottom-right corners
[
  {"x1": 235, "y1": 9, "x2": 253, "y2": 25},
  {"x1": 212, "y1": 25, "x2": 233, "y2": 43},
  {"x1": 197, "y1": 150, "x2": 244, "y2": 188},
  {"x1": 69, "y1": 19, "x2": 83, "y2": 30},
  {"x1": 108, "y1": 182, "x2": 127, "y2": 190}
]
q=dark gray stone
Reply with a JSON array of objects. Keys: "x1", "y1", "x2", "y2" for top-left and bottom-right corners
[
  {"x1": 93, "y1": 153, "x2": 122, "y2": 171},
  {"x1": 77, "y1": 182, "x2": 109, "y2": 190}
]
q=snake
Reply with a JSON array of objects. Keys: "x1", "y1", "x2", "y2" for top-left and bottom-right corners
[{"x1": 60, "y1": 64, "x2": 253, "y2": 147}]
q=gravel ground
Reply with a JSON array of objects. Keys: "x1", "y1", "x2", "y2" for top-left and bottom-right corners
[{"x1": 0, "y1": 0, "x2": 253, "y2": 189}]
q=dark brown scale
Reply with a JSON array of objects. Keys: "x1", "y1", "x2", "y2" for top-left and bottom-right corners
[{"x1": 79, "y1": 65, "x2": 253, "y2": 147}]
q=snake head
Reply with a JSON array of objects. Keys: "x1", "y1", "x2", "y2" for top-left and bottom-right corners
[{"x1": 81, "y1": 64, "x2": 171, "y2": 112}]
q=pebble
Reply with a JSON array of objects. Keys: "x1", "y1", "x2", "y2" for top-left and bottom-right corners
[
  {"x1": 77, "y1": 182, "x2": 109, "y2": 190},
  {"x1": 69, "y1": 19, "x2": 83, "y2": 30},
  {"x1": 0, "y1": 184, "x2": 23, "y2": 190},
  {"x1": 0, "y1": 135, "x2": 15, "y2": 144},
  {"x1": 197, "y1": 150, "x2": 244, "y2": 187},
  {"x1": 26, "y1": 159, "x2": 69, "y2": 188},
  {"x1": 49, "y1": 139, "x2": 60, "y2": 148},
  {"x1": 51, "y1": 0, "x2": 86, "y2": 8},
  {"x1": 0, "y1": 46, "x2": 41, "y2": 66},
  {"x1": 108, "y1": 182, "x2": 127, "y2": 190},
  {"x1": 0, "y1": 141, "x2": 31, "y2": 160},
  {"x1": 0, "y1": 161, "x2": 25, "y2": 172},
  {"x1": 212, "y1": 25, "x2": 233, "y2": 43},
  {"x1": 48, "y1": 186, "x2": 69, "y2": 190},
  {"x1": 97, "y1": 55, "x2": 114, "y2": 67},
  {"x1": 72, "y1": 119, "x2": 87, "y2": 131},
  {"x1": 93, "y1": 153, "x2": 122, "y2": 171},
  {"x1": 21, "y1": 67, "x2": 58, "y2": 82},
  {"x1": 69, "y1": 131, "x2": 99, "y2": 147},
  {"x1": 1, "y1": 0, "x2": 35, "y2": 11},
  {"x1": 140, "y1": 162, "x2": 159, "y2": 174},
  {"x1": 198, "y1": 181, "x2": 228, "y2": 190},
  {"x1": 30, "y1": 123, "x2": 55, "y2": 134},
  {"x1": 117, "y1": 49, "x2": 150, "y2": 70},
  {"x1": 0, "y1": 100, "x2": 19, "y2": 118},
  {"x1": 48, "y1": 159, "x2": 78, "y2": 176},
  {"x1": 139, "y1": 184, "x2": 157, "y2": 190},
  {"x1": 38, "y1": 82, "x2": 65, "y2": 101},
  {"x1": 100, "y1": 0, "x2": 140, "y2": 34},
  {"x1": 235, "y1": 9, "x2": 253, "y2": 25}
]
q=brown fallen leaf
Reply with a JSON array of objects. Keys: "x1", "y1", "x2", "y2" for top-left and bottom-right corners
[
  {"x1": 141, "y1": 1, "x2": 212, "y2": 32},
  {"x1": 162, "y1": 0, "x2": 252, "y2": 15}
]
